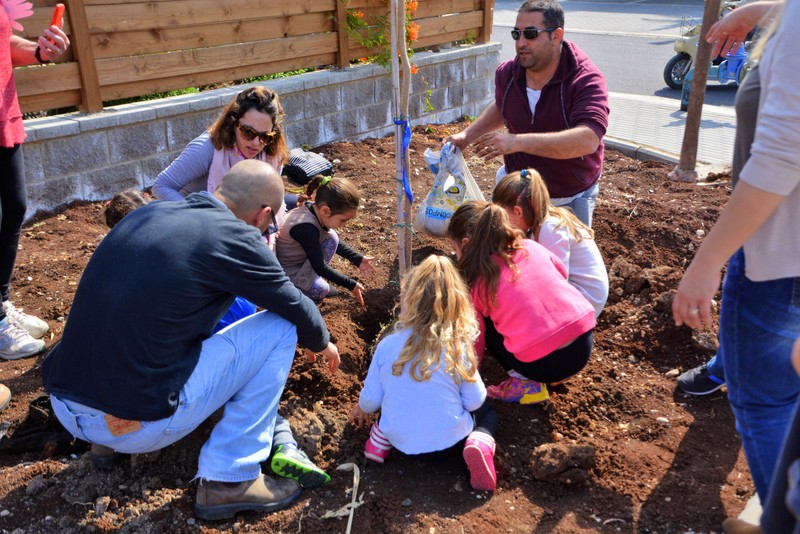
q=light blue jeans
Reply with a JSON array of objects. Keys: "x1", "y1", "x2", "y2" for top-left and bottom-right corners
[
  {"x1": 551, "y1": 181, "x2": 600, "y2": 228},
  {"x1": 719, "y1": 249, "x2": 800, "y2": 500},
  {"x1": 494, "y1": 165, "x2": 599, "y2": 228},
  {"x1": 51, "y1": 310, "x2": 298, "y2": 482}
]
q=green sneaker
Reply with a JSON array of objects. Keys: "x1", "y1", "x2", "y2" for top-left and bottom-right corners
[{"x1": 269, "y1": 445, "x2": 330, "y2": 489}]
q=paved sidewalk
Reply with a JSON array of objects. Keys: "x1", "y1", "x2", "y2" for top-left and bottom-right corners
[{"x1": 606, "y1": 92, "x2": 737, "y2": 168}]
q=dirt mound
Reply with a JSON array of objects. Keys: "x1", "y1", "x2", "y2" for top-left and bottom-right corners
[{"x1": 0, "y1": 122, "x2": 748, "y2": 533}]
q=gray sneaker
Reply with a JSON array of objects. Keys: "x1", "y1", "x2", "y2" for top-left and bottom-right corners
[
  {"x1": 195, "y1": 474, "x2": 301, "y2": 521},
  {"x1": 0, "y1": 318, "x2": 46, "y2": 360},
  {"x1": 677, "y1": 363, "x2": 725, "y2": 395}
]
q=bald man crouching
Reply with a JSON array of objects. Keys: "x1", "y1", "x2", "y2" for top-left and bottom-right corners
[{"x1": 42, "y1": 160, "x2": 340, "y2": 520}]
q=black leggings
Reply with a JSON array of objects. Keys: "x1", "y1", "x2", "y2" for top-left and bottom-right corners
[
  {"x1": 0, "y1": 145, "x2": 27, "y2": 320},
  {"x1": 407, "y1": 401, "x2": 498, "y2": 463},
  {"x1": 484, "y1": 316, "x2": 593, "y2": 384}
]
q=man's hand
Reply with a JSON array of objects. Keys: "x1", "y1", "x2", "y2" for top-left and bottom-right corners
[
  {"x1": 348, "y1": 404, "x2": 371, "y2": 427},
  {"x1": 445, "y1": 131, "x2": 469, "y2": 151},
  {"x1": 303, "y1": 342, "x2": 340, "y2": 373},
  {"x1": 474, "y1": 132, "x2": 514, "y2": 162}
]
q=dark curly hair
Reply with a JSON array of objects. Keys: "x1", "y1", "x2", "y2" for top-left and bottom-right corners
[{"x1": 208, "y1": 86, "x2": 290, "y2": 164}]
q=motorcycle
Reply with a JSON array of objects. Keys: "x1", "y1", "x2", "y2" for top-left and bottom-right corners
[{"x1": 663, "y1": 1, "x2": 748, "y2": 90}]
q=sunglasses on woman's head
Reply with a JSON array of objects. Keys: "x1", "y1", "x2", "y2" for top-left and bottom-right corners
[
  {"x1": 236, "y1": 122, "x2": 277, "y2": 145},
  {"x1": 510, "y1": 27, "x2": 558, "y2": 41}
]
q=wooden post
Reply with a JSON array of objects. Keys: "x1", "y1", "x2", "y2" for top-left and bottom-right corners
[
  {"x1": 335, "y1": 0, "x2": 351, "y2": 69},
  {"x1": 64, "y1": 0, "x2": 102, "y2": 113},
  {"x1": 669, "y1": 0, "x2": 722, "y2": 182},
  {"x1": 390, "y1": 0, "x2": 413, "y2": 278},
  {"x1": 480, "y1": 0, "x2": 495, "y2": 44}
]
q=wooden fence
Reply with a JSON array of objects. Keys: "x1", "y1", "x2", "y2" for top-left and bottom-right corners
[{"x1": 15, "y1": 0, "x2": 494, "y2": 114}]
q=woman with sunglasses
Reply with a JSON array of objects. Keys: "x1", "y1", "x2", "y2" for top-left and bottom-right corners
[{"x1": 152, "y1": 86, "x2": 292, "y2": 213}]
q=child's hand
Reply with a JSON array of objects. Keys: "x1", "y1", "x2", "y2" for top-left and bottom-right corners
[
  {"x1": 351, "y1": 282, "x2": 366, "y2": 306},
  {"x1": 359, "y1": 256, "x2": 376, "y2": 277},
  {"x1": 303, "y1": 342, "x2": 341, "y2": 374},
  {"x1": 348, "y1": 404, "x2": 371, "y2": 427}
]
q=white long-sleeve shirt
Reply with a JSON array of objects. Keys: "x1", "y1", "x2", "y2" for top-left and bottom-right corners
[
  {"x1": 537, "y1": 216, "x2": 609, "y2": 318},
  {"x1": 358, "y1": 327, "x2": 486, "y2": 454}
]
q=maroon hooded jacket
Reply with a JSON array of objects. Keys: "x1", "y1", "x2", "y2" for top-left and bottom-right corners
[{"x1": 495, "y1": 40, "x2": 609, "y2": 198}]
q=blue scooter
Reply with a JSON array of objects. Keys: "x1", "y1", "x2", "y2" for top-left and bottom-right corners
[{"x1": 679, "y1": 44, "x2": 750, "y2": 111}]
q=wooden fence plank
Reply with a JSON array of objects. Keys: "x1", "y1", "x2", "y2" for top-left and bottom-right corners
[
  {"x1": 66, "y1": 0, "x2": 103, "y2": 112},
  {"x1": 99, "y1": 53, "x2": 338, "y2": 103},
  {"x1": 480, "y1": 0, "x2": 494, "y2": 43},
  {"x1": 95, "y1": 34, "x2": 338, "y2": 86},
  {"x1": 89, "y1": 14, "x2": 332, "y2": 59},
  {"x1": 14, "y1": 63, "x2": 82, "y2": 94},
  {"x1": 19, "y1": 90, "x2": 82, "y2": 114},
  {"x1": 84, "y1": 0, "x2": 335, "y2": 32},
  {"x1": 335, "y1": 0, "x2": 350, "y2": 68}
]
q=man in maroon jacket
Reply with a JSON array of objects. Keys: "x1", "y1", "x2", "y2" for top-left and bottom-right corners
[{"x1": 449, "y1": 0, "x2": 609, "y2": 226}]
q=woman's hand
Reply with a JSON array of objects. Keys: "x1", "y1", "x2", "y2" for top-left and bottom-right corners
[
  {"x1": 37, "y1": 25, "x2": 69, "y2": 61},
  {"x1": 672, "y1": 260, "x2": 721, "y2": 330},
  {"x1": 348, "y1": 404, "x2": 371, "y2": 427}
]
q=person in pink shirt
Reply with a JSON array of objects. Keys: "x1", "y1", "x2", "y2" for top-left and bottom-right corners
[
  {"x1": 1, "y1": 4, "x2": 69, "y2": 360},
  {"x1": 446, "y1": 201, "x2": 596, "y2": 405}
]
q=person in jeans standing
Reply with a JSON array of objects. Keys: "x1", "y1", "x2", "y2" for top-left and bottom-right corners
[{"x1": 672, "y1": 0, "x2": 800, "y2": 504}]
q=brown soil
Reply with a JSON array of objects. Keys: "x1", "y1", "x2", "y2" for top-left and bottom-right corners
[{"x1": 0, "y1": 122, "x2": 747, "y2": 534}]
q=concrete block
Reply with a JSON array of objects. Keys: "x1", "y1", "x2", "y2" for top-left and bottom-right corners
[
  {"x1": 21, "y1": 143, "x2": 44, "y2": 185},
  {"x1": 291, "y1": 117, "x2": 325, "y2": 149},
  {"x1": 165, "y1": 113, "x2": 215, "y2": 150},
  {"x1": 358, "y1": 103, "x2": 391, "y2": 133},
  {"x1": 303, "y1": 87, "x2": 342, "y2": 118},
  {"x1": 139, "y1": 153, "x2": 177, "y2": 187},
  {"x1": 26, "y1": 174, "x2": 82, "y2": 216},
  {"x1": 279, "y1": 93, "x2": 305, "y2": 121},
  {"x1": 462, "y1": 78, "x2": 493, "y2": 105},
  {"x1": 43, "y1": 131, "x2": 109, "y2": 178},
  {"x1": 343, "y1": 78, "x2": 377, "y2": 110},
  {"x1": 24, "y1": 116, "x2": 80, "y2": 142},
  {"x1": 82, "y1": 162, "x2": 142, "y2": 200},
  {"x1": 320, "y1": 113, "x2": 347, "y2": 146},
  {"x1": 108, "y1": 121, "x2": 168, "y2": 162}
]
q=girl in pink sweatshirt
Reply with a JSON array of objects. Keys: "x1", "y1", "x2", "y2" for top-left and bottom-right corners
[{"x1": 446, "y1": 202, "x2": 596, "y2": 404}]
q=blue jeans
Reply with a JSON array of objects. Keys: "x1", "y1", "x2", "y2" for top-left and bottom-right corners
[
  {"x1": 706, "y1": 353, "x2": 725, "y2": 382},
  {"x1": 51, "y1": 310, "x2": 298, "y2": 482},
  {"x1": 551, "y1": 181, "x2": 600, "y2": 228},
  {"x1": 719, "y1": 249, "x2": 800, "y2": 500}
]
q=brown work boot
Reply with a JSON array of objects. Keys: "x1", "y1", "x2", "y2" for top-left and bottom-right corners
[
  {"x1": 722, "y1": 517, "x2": 762, "y2": 534},
  {"x1": 195, "y1": 474, "x2": 301, "y2": 520},
  {"x1": 89, "y1": 444, "x2": 127, "y2": 470}
]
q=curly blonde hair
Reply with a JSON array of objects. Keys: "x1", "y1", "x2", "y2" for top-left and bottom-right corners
[{"x1": 391, "y1": 255, "x2": 480, "y2": 384}]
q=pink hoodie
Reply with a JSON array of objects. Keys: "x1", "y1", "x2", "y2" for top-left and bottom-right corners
[{"x1": 472, "y1": 239, "x2": 596, "y2": 362}]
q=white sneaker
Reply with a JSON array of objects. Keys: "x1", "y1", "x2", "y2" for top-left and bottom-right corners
[
  {"x1": 3, "y1": 300, "x2": 49, "y2": 339},
  {"x1": 0, "y1": 318, "x2": 46, "y2": 360}
]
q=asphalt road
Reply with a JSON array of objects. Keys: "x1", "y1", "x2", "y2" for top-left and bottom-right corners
[{"x1": 491, "y1": 0, "x2": 739, "y2": 107}]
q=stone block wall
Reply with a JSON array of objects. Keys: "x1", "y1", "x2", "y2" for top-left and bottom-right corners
[{"x1": 21, "y1": 44, "x2": 500, "y2": 219}]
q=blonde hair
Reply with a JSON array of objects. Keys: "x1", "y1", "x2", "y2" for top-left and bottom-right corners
[
  {"x1": 391, "y1": 255, "x2": 480, "y2": 384},
  {"x1": 493, "y1": 169, "x2": 594, "y2": 242}
]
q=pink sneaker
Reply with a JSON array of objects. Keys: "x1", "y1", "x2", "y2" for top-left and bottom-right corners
[
  {"x1": 463, "y1": 431, "x2": 496, "y2": 491},
  {"x1": 364, "y1": 423, "x2": 392, "y2": 464},
  {"x1": 487, "y1": 376, "x2": 550, "y2": 405}
]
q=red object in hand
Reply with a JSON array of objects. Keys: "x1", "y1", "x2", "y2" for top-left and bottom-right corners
[{"x1": 50, "y1": 3, "x2": 65, "y2": 29}]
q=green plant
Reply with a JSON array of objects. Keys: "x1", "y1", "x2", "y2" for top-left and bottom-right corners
[{"x1": 343, "y1": 0, "x2": 421, "y2": 72}]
